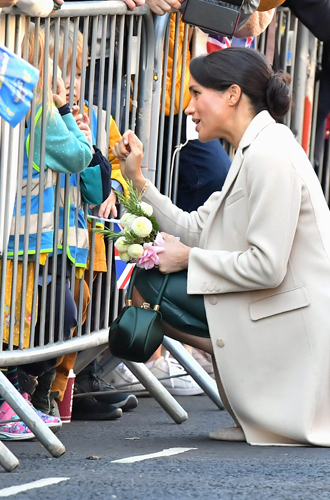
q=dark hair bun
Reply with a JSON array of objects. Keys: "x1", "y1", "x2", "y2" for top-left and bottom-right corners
[{"x1": 266, "y1": 71, "x2": 292, "y2": 120}]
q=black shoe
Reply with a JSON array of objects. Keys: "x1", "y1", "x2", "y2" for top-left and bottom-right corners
[
  {"x1": 17, "y1": 368, "x2": 38, "y2": 398},
  {"x1": 72, "y1": 394, "x2": 122, "y2": 421},
  {"x1": 31, "y1": 369, "x2": 56, "y2": 414},
  {"x1": 74, "y1": 373, "x2": 138, "y2": 412},
  {"x1": 49, "y1": 391, "x2": 61, "y2": 419}
]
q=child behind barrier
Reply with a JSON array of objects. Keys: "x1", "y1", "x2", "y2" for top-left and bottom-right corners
[
  {"x1": 0, "y1": 23, "x2": 93, "y2": 441},
  {"x1": 30, "y1": 21, "x2": 136, "y2": 423}
]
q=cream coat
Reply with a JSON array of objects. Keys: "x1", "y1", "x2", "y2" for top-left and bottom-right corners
[{"x1": 143, "y1": 111, "x2": 330, "y2": 446}]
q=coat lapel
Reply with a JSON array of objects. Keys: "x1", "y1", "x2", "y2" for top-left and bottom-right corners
[{"x1": 199, "y1": 111, "x2": 276, "y2": 247}]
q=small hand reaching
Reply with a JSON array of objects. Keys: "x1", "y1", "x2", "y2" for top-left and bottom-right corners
[
  {"x1": 52, "y1": 76, "x2": 66, "y2": 108},
  {"x1": 91, "y1": 190, "x2": 118, "y2": 220},
  {"x1": 71, "y1": 107, "x2": 93, "y2": 148}
]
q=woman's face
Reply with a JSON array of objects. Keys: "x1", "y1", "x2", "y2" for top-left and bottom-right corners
[{"x1": 185, "y1": 76, "x2": 229, "y2": 143}]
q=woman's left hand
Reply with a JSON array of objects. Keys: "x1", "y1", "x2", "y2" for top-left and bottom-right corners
[{"x1": 157, "y1": 232, "x2": 191, "y2": 273}]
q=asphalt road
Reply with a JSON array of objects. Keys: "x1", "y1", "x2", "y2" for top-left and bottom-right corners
[{"x1": 1, "y1": 395, "x2": 330, "y2": 500}]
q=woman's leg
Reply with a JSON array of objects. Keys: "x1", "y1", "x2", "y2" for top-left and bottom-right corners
[
  {"x1": 133, "y1": 286, "x2": 245, "y2": 441},
  {"x1": 132, "y1": 287, "x2": 213, "y2": 353}
]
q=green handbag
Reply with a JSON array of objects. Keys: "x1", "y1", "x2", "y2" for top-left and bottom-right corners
[
  {"x1": 133, "y1": 267, "x2": 209, "y2": 338},
  {"x1": 109, "y1": 269, "x2": 169, "y2": 363}
]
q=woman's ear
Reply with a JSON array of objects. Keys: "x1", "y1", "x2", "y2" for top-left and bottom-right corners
[{"x1": 228, "y1": 84, "x2": 241, "y2": 106}]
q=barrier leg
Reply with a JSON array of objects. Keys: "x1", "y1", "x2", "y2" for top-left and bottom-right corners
[
  {"x1": 0, "y1": 441, "x2": 19, "y2": 472},
  {"x1": 0, "y1": 371, "x2": 65, "y2": 458},
  {"x1": 124, "y1": 361, "x2": 188, "y2": 424},
  {"x1": 162, "y1": 337, "x2": 224, "y2": 410}
]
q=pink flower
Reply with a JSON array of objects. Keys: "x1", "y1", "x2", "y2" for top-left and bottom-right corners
[{"x1": 136, "y1": 233, "x2": 164, "y2": 270}]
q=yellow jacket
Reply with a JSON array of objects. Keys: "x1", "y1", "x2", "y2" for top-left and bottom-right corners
[
  {"x1": 83, "y1": 102, "x2": 129, "y2": 198},
  {"x1": 165, "y1": 14, "x2": 191, "y2": 116}
]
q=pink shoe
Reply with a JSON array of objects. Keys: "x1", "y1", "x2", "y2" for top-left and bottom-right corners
[
  {"x1": 21, "y1": 393, "x2": 62, "y2": 433},
  {"x1": 0, "y1": 401, "x2": 17, "y2": 422},
  {"x1": 0, "y1": 420, "x2": 34, "y2": 441}
]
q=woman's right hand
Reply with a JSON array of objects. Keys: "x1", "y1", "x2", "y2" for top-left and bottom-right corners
[{"x1": 112, "y1": 130, "x2": 146, "y2": 190}]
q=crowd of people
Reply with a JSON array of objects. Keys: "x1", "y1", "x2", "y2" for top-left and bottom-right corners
[{"x1": 0, "y1": 0, "x2": 330, "y2": 448}]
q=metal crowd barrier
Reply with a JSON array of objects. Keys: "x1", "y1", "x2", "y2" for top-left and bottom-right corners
[
  {"x1": 0, "y1": 1, "x2": 161, "y2": 471},
  {"x1": 0, "y1": 1, "x2": 154, "y2": 364},
  {"x1": 0, "y1": 2, "x2": 328, "y2": 472}
]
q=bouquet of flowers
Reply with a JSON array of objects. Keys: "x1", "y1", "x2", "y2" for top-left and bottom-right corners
[{"x1": 95, "y1": 180, "x2": 164, "y2": 270}]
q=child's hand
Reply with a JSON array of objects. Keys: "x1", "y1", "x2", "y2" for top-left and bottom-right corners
[
  {"x1": 71, "y1": 105, "x2": 83, "y2": 122},
  {"x1": 53, "y1": 76, "x2": 66, "y2": 108},
  {"x1": 91, "y1": 190, "x2": 118, "y2": 219},
  {"x1": 78, "y1": 113, "x2": 93, "y2": 147},
  {"x1": 71, "y1": 107, "x2": 93, "y2": 147}
]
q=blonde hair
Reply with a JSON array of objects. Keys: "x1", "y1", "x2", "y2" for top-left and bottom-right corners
[
  {"x1": 23, "y1": 24, "x2": 54, "y2": 112},
  {"x1": 49, "y1": 20, "x2": 86, "y2": 78}
]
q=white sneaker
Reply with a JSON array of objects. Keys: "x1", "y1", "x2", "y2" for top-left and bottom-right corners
[
  {"x1": 149, "y1": 353, "x2": 204, "y2": 396},
  {"x1": 108, "y1": 363, "x2": 148, "y2": 395},
  {"x1": 191, "y1": 348, "x2": 215, "y2": 378}
]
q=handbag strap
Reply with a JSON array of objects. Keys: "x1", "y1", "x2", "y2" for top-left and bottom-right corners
[{"x1": 126, "y1": 267, "x2": 170, "y2": 310}]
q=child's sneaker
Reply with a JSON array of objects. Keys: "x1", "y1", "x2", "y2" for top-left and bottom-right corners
[
  {"x1": 0, "y1": 401, "x2": 17, "y2": 422},
  {"x1": 21, "y1": 393, "x2": 62, "y2": 433},
  {"x1": 0, "y1": 421, "x2": 34, "y2": 441}
]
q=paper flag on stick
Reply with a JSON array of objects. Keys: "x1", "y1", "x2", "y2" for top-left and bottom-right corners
[
  {"x1": 113, "y1": 221, "x2": 135, "y2": 289},
  {"x1": 0, "y1": 43, "x2": 39, "y2": 127}
]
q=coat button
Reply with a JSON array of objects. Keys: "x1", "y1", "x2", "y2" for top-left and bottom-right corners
[
  {"x1": 201, "y1": 285, "x2": 207, "y2": 292},
  {"x1": 216, "y1": 339, "x2": 225, "y2": 348},
  {"x1": 208, "y1": 296, "x2": 218, "y2": 305},
  {"x1": 207, "y1": 284, "x2": 214, "y2": 292},
  {"x1": 214, "y1": 283, "x2": 221, "y2": 292}
]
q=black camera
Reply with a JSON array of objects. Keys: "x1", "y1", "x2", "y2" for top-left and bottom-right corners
[{"x1": 181, "y1": 0, "x2": 245, "y2": 37}]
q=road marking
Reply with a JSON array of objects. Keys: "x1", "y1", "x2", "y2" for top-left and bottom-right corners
[
  {"x1": 111, "y1": 447, "x2": 197, "y2": 464},
  {"x1": 0, "y1": 477, "x2": 70, "y2": 497}
]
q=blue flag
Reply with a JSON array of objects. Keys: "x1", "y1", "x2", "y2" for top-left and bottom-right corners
[{"x1": 0, "y1": 44, "x2": 39, "y2": 128}]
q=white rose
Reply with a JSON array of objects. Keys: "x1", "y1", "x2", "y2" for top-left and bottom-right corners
[
  {"x1": 140, "y1": 202, "x2": 153, "y2": 217},
  {"x1": 131, "y1": 217, "x2": 153, "y2": 238},
  {"x1": 119, "y1": 250, "x2": 131, "y2": 262},
  {"x1": 120, "y1": 212, "x2": 132, "y2": 229},
  {"x1": 115, "y1": 236, "x2": 129, "y2": 252},
  {"x1": 125, "y1": 214, "x2": 138, "y2": 229},
  {"x1": 127, "y1": 244, "x2": 144, "y2": 259}
]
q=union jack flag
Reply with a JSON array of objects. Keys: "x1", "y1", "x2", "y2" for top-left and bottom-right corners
[
  {"x1": 206, "y1": 34, "x2": 255, "y2": 54},
  {"x1": 113, "y1": 222, "x2": 135, "y2": 289}
]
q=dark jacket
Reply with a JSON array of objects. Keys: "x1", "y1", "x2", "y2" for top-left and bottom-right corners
[{"x1": 283, "y1": 0, "x2": 330, "y2": 42}]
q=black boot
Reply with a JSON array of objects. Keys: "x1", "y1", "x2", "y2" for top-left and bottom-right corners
[
  {"x1": 17, "y1": 368, "x2": 38, "y2": 398},
  {"x1": 31, "y1": 368, "x2": 56, "y2": 414}
]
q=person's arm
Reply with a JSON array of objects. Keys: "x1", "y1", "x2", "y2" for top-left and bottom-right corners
[
  {"x1": 0, "y1": 0, "x2": 18, "y2": 7},
  {"x1": 187, "y1": 134, "x2": 302, "y2": 294},
  {"x1": 146, "y1": 0, "x2": 182, "y2": 15},
  {"x1": 80, "y1": 147, "x2": 112, "y2": 206},
  {"x1": 15, "y1": 0, "x2": 56, "y2": 16},
  {"x1": 235, "y1": 9, "x2": 275, "y2": 38},
  {"x1": 33, "y1": 104, "x2": 92, "y2": 175}
]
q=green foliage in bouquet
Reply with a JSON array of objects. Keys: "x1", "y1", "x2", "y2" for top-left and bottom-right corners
[{"x1": 93, "y1": 179, "x2": 159, "y2": 246}]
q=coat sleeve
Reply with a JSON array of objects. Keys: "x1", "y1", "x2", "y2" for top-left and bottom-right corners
[
  {"x1": 80, "y1": 147, "x2": 112, "y2": 206},
  {"x1": 188, "y1": 141, "x2": 303, "y2": 294},
  {"x1": 33, "y1": 106, "x2": 93, "y2": 174}
]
